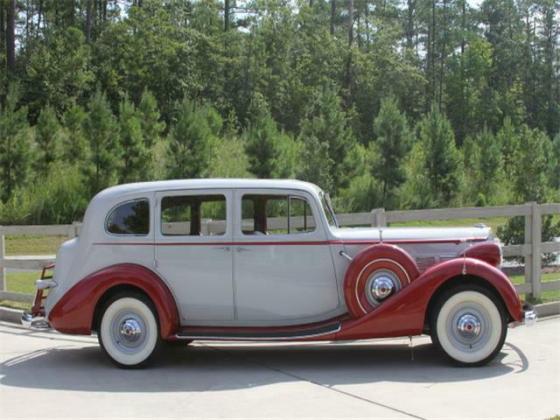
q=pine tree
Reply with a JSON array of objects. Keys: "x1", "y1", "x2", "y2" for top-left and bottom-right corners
[
  {"x1": 371, "y1": 97, "x2": 411, "y2": 207},
  {"x1": 464, "y1": 128, "x2": 503, "y2": 205},
  {"x1": 167, "y1": 99, "x2": 220, "y2": 179},
  {"x1": 417, "y1": 107, "x2": 462, "y2": 206},
  {"x1": 61, "y1": 103, "x2": 88, "y2": 164},
  {"x1": 299, "y1": 134, "x2": 334, "y2": 192},
  {"x1": 245, "y1": 114, "x2": 282, "y2": 179},
  {"x1": 299, "y1": 87, "x2": 356, "y2": 193},
  {"x1": 35, "y1": 105, "x2": 61, "y2": 175},
  {"x1": 551, "y1": 133, "x2": 560, "y2": 195},
  {"x1": 83, "y1": 89, "x2": 120, "y2": 194},
  {"x1": 138, "y1": 89, "x2": 165, "y2": 149},
  {"x1": 512, "y1": 125, "x2": 552, "y2": 203},
  {"x1": 0, "y1": 85, "x2": 33, "y2": 202},
  {"x1": 119, "y1": 96, "x2": 148, "y2": 183}
]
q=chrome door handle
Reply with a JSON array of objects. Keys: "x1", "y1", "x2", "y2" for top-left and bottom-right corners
[
  {"x1": 213, "y1": 246, "x2": 231, "y2": 251},
  {"x1": 236, "y1": 247, "x2": 251, "y2": 252}
]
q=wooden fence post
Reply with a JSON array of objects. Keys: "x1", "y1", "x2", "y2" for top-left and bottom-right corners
[
  {"x1": 370, "y1": 208, "x2": 387, "y2": 227},
  {"x1": 524, "y1": 203, "x2": 533, "y2": 297},
  {"x1": 531, "y1": 202, "x2": 542, "y2": 298},
  {"x1": 0, "y1": 228, "x2": 5, "y2": 292}
]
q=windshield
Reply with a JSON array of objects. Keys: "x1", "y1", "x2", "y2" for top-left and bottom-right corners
[{"x1": 320, "y1": 191, "x2": 339, "y2": 228}]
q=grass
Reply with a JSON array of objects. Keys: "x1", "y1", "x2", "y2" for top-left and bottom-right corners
[{"x1": 5, "y1": 234, "x2": 67, "y2": 256}]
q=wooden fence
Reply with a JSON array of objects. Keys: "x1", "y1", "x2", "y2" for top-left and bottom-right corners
[{"x1": 1, "y1": 202, "x2": 558, "y2": 304}]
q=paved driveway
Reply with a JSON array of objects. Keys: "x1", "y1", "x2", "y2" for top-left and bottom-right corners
[{"x1": 0, "y1": 318, "x2": 559, "y2": 419}]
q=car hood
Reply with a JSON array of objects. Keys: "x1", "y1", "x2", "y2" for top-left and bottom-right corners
[{"x1": 330, "y1": 225, "x2": 492, "y2": 243}]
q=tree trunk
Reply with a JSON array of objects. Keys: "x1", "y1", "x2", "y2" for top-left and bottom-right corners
[
  {"x1": 6, "y1": 0, "x2": 15, "y2": 75},
  {"x1": 224, "y1": 0, "x2": 230, "y2": 31},
  {"x1": 85, "y1": 0, "x2": 93, "y2": 43},
  {"x1": 330, "y1": 0, "x2": 336, "y2": 35},
  {"x1": 405, "y1": 0, "x2": 415, "y2": 50},
  {"x1": 348, "y1": 0, "x2": 353, "y2": 47},
  {"x1": 438, "y1": 0, "x2": 447, "y2": 110}
]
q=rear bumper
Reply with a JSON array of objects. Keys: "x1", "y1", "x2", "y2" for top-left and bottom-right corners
[
  {"x1": 21, "y1": 312, "x2": 50, "y2": 329},
  {"x1": 20, "y1": 264, "x2": 54, "y2": 330}
]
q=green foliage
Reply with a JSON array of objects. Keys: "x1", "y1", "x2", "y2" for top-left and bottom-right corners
[
  {"x1": 371, "y1": 97, "x2": 411, "y2": 208},
  {"x1": 299, "y1": 86, "x2": 356, "y2": 193},
  {"x1": 83, "y1": 89, "x2": 121, "y2": 194},
  {"x1": 60, "y1": 103, "x2": 88, "y2": 164},
  {"x1": 0, "y1": 0, "x2": 558, "y2": 225},
  {"x1": 24, "y1": 27, "x2": 93, "y2": 119},
  {"x1": 209, "y1": 137, "x2": 252, "y2": 178},
  {"x1": 118, "y1": 96, "x2": 149, "y2": 182},
  {"x1": 463, "y1": 129, "x2": 505, "y2": 205},
  {"x1": 0, "y1": 86, "x2": 33, "y2": 202},
  {"x1": 35, "y1": 105, "x2": 61, "y2": 175},
  {"x1": 138, "y1": 89, "x2": 165, "y2": 149},
  {"x1": 512, "y1": 125, "x2": 552, "y2": 203},
  {"x1": 0, "y1": 166, "x2": 87, "y2": 225},
  {"x1": 415, "y1": 107, "x2": 463, "y2": 207},
  {"x1": 167, "y1": 99, "x2": 221, "y2": 179}
]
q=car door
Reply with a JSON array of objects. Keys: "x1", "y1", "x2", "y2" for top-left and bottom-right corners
[
  {"x1": 232, "y1": 189, "x2": 341, "y2": 325},
  {"x1": 154, "y1": 189, "x2": 234, "y2": 323}
]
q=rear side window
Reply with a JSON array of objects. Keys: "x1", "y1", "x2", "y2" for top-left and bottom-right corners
[
  {"x1": 106, "y1": 199, "x2": 150, "y2": 235},
  {"x1": 161, "y1": 194, "x2": 227, "y2": 236}
]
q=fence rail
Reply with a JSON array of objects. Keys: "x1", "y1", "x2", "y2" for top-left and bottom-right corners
[{"x1": 1, "y1": 202, "x2": 558, "y2": 303}]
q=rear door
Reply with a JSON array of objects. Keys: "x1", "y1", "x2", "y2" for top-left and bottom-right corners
[{"x1": 154, "y1": 189, "x2": 234, "y2": 323}]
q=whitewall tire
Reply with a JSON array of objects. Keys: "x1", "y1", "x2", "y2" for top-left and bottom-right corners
[
  {"x1": 431, "y1": 286, "x2": 507, "y2": 366},
  {"x1": 99, "y1": 294, "x2": 160, "y2": 368}
]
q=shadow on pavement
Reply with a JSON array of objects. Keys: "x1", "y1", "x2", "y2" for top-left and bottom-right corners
[{"x1": 0, "y1": 340, "x2": 527, "y2": 393}]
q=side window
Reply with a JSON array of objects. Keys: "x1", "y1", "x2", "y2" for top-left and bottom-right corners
[
  {"x1": 106, "y1": 199, "x2": 150, "y2": 235},
  {"x1": 161, "y1": 195, "x2": 227, "y2": 236},
  {"x1": 241, "y1": 194, "x2": 315, "y2": 235}
]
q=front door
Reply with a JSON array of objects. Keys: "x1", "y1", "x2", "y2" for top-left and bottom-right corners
[
  {"x1": 232, "y1": 189, "x2": 340, "y2": 325},
  {"x1": 154, "y1": 189, "x2": 234, "y2": 323}
]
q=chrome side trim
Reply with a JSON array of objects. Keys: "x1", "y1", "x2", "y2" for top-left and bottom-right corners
[{"x1": 175, "y1": 323, "x2": 341, "y2": 341}]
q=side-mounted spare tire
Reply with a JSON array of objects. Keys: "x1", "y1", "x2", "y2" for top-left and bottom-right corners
[{"x1": 343, "y1": 244, "x2": 420, "y2": 318}]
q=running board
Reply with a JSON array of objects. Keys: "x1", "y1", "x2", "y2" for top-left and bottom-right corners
[{"x1": 175, "y1": 321, "x2": 341, "y2": 341}]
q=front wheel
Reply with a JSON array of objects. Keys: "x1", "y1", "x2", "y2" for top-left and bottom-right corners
[
  {"x1": 98, "y1": 294, "x2": 161, "y2": 368},
  {"x1": 430, "y1": 286, "x2": 507, "y2": 366}
]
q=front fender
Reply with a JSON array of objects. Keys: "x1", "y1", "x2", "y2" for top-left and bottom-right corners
[
  {"x1": 48, "y1": 263, "x2": 180, "y2": 338},
  {"x1": 336, "y1": 257, "x2": 523, "y2": 340}
]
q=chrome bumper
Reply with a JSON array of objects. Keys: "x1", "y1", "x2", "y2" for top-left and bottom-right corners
[
  {"x1": 523, "y1": 308, "x2": 537, "y2": 327},
  {"x1": 21, "y1": 312, "x2": 50, "y2": 329},
  {"x1": 510, "y1": 304, "x2": 537, "y2": 328}
]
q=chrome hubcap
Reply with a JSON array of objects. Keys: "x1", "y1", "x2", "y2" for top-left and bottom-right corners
[
  {"x1": 366, "y1": 270, "x2": 401, "y2": 307},
  {"x1": 119, "y1": 318, "x2": 143, "y2": 343},
  {"x1": 371, "y1": 276, "x2": 395, "y2": 300},
  {"x1": 456, "y1": 313, "x2": 482, "y2": 339}
]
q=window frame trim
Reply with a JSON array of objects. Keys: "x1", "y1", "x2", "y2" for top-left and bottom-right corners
[
  {"x1": 238, "y1": 191, "x2": 320, "y2": 238},
  {"x1": 104, "y1": 197, "x2": 151, "y2": 237},
  {"x1": 160, "y1": 193, "x2": 228, "y2": 237}
]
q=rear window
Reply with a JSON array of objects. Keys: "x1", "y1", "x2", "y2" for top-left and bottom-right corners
[{"x1": 106, "y1": 199, "x2": 150, "y2": 235}]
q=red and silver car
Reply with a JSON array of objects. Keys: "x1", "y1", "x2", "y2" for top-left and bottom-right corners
[{"x1": 22, "y1": 179, "x2": 536, "y2": 368}]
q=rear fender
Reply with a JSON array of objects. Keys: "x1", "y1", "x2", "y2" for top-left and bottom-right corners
[
  {"x1": 336, "y1": 257, "x2": 523, "y2": 340},
  {"x1": 48, "y1": 263, "x2": 180, "y2": 338}
]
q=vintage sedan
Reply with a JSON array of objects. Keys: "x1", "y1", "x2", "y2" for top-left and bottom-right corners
[{"x1": 22, "y1": 179, "x2": 536, "y2": 368}]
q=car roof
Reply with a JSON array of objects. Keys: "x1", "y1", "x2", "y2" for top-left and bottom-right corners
[{"x1": 93, "y1": 179, "x2": 323, "y2": 202}]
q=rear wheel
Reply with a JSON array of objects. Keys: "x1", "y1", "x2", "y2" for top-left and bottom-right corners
[
  {"x1": 98, "y1": 293, "x2": 161, "y2": 368},
  {"x1": 430, "y1": 285, "x2": 507, "y2": 366}
]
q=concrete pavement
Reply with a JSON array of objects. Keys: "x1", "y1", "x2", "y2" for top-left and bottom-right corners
[{"x1": 0, "y1": 318, "x2": 559, "y2": 419}]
